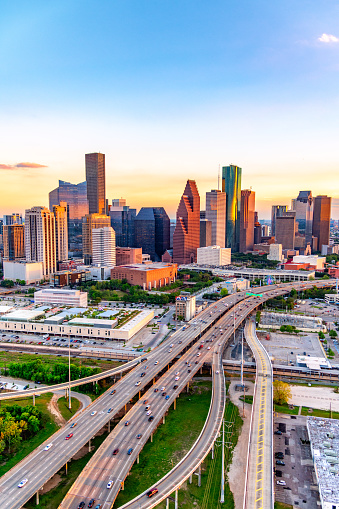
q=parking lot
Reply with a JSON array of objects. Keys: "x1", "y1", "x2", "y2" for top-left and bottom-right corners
[{"x1": 274, "y1": 414, "x2": 319, "y2": 508}]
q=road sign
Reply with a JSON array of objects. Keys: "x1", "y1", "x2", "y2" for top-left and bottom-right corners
[{"x1": 246, "y1": 292, "x2": 263, "y2": 297}]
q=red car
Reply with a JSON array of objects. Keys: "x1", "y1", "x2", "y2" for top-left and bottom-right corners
[
  {"x1": 65, "y1": 433, "x2": 73, "y2": 440},
  {"x1": 147, "y1": 488, "x2": 158, "y2": 498}
]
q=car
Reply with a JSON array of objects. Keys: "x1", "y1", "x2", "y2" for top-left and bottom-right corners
[
  {"x1": 168, "y1": 349, "x2": 172, "y2": 353},
  {"x1": 175, "y1": 371, "x2": 180, "y2": 375},
  {"x1": 110, "y1": 390, "x2": 116, "y2": 395},
  {"x1": 146, "y1": 410, "x2": 152, "y2": 415},
  {"x1": 78, "y1": 503, "x2": 85, "y2": 509},
  {"x1": 44, "y1": 443, "x2": 53, "y2": 451},
  {"x1": 65, "y1": 433, "x2": 73, "y2": 440},
  {"x1": 140, "y1": 372, "x2": 146, "y2": 377},
  {"x1": 113, "y1": 448, "x2": 119, "y2": 455},
  {"x1": 18, "y1": 478, "x2": 28, "y2": 488},
  {"x1": 70, "y1": 422, "x2": 77, "y2": 428},
  {"x1": 125, "y1": 421, "x2": 130, "y2": 426},
  {"x1": 274, "y1": 430, "x2": 282, "y2": 435},
  {"x1": 165, "y1": 395, "x2": 170, "y2": 400},
  {"x1": 154, "y1": 361, "x2": 159, "y2": 365},
  {"x1": 162, "y1": 392, "x2": 167, "y2": 396},
  {"x1": 147, "y1": 488, "x2": 159, "y2": 498},
  {"x1": 161, "y1": 386, "x2": 166, "y2": 391},
  {"x1": 195, "y1": 360, "x2": 199, "y2": 364},
  {"x1": 135, "y1": 381, "x2": 141, "y2": 386},
  {"x1": 275, "y1": 452, "x2": 284, "y2": 459},
  {"x1": 94, "y1": 505, "x2": 101, "y2": 509},
  {"x1": 197, "y1": 353, "x2": 201, "y2": 357},
  {"x1": 276, "y1": 460, "x2": 285, "y2": 466},
  {"x1": 127, "y1": 448, "x2": 133, "y2": 455},
  {"x1": 148, "y1": 415, "x2": 154, "y2": 421},
  {"x1": 145, "y1": 405, "x2": 150, "y2": 411},
  {"x1": 175, "y1": 376, "x2": 180, "y2": 381},
  {"x1": 215, "y1": 370, "x2": 220, "y2": 374},
  {"x1": 88, "y1": 499, "x2": 95, "y2": 508},
  {"x1": 277, "y1": 480, "x2": 286, "y2": 486},
  {"x1": 107, "y1": 480, "x2": 114, "y2": 489},
  {"x1": 178, "y1": 340, "x2": 182, "y2": 344},
  {"x1": 207, "y1": 346, "x2": 211, "y2": 350},
  {"x1": 136, "y1": 433, "x2": 142, "y2": 439},
  {"x1": 173, "y1": 385, "x2": 178, "y2": 389},
  {"x1": 154, "y1": 388, "x2": 159, "y2": 393},
  {"x1": 90, "y1": 411, "x2": 97, "y2": 416},
  {"x1": 188, "y1": 369, "x2": 191, "y2": 373},
  {"x1": 107, "y1": 408, "x2": 112, "y2": 413}
]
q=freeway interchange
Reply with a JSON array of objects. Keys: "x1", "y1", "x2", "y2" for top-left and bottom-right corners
[{"x1": 0, "y1": 279, "x2": 335, "y2": 509}]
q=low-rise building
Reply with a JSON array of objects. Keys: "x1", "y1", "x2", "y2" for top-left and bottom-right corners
[
  {"x1": 116, "y1": 247, "x2": 142, "y2": 266},
  {"x1": 175, "y1": 292, "x2": 196, "y2": 321},
  {"x1": 3, "y1": 260, "x2": 43, "y2": 284},
  {"x1": 196, "y1": 246, "x2": 231, "y2": 266},
  {"x1": 50, "y1": 270, "x2": 91, "y2": 287},
  {"x1": 111, "y1": 262, "x2": 177, "y2": 290},
  {"x1": 328, "y1": 266, "x2": 339, "y2": 279},
  {"x1": 219, "y1": 278, "x2": 250, "y2": 294},
  {"x1": 292, "y1": 255, "x2": 326, "y2": 271},
  {"x1": 34, "y1": 289, "x2": 88, "y2": 307},
  {"x1": 325, "y1": 293, "x2": 339, "y2": 305},
  {"x1": 322, "y1": 244, "x2": 339, "y2": 256},
  {"x1": 267, "y1": 243, "x2": 283, "y2": 262}
]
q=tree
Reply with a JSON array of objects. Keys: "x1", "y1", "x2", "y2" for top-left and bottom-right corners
[
  {"x1": 220, "y1": 288, "x2": 228, "y2": 297},
  {"x1": 329, "y1": 330, "x2": 338, "y2": 338},
  {"x1": 273, "y1": 380, "x2": 291, "y2": 406},
  {"x1": 318, "y1": 331, "x2": 325, "y2": 340}
]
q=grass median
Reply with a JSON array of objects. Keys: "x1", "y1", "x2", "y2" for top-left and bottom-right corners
[{"x1": 57, "y1": 396, "x2": 80, "y2": 421}]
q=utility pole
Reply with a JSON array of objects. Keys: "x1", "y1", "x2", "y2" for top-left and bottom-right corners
[
  {"x1": 68, "y1": 337, "x2": 71, "y2": 409},
  {"x1": 220, "y1": 418, "x2": 225, "y2": 503}
]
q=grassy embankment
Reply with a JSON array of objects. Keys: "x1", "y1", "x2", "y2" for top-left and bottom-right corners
[{"x1": 57, "y1": 396, "x2": 80, "y2": 421}]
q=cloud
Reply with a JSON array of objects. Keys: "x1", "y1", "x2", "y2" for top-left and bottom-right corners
[
  {"x1": 0, "y1": 164, "x2": 14, "y2": 170},
  {"x1": 15, "y1": 162, "x2": 47, "y2": 168},
  {"x1": 318, "y1": 33, "x2": 339, "y2": 43}
]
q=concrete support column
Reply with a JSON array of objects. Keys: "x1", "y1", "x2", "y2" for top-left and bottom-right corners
[
  {"x1": 189, "y1": 475, "x2": 192, "y2": 484},
  {"x1": 33, "y1": 393, "x2": 35, "y2": 406},
  {"x1": 108, "y1": 420, "x2": 110, "y2": 433},
  {"x1": 163, "y1": 415, "x2": 165, "y2": 424},
  {"x1": 139, "y1": 391, "x2": 141, "y2": 399},
  {"x1": 151, "y1": 433, "x2": 153, "y2": 443},
  {"x1": 166, "y1": 498, "x2": 169, "y2": 509},
  {"x1": 137, "y1": 454, "x2": 139, "y2": 464},
  {"x1": 174, "y1": 398, "x2": 176, "y2": 410},
  {"x1": 175, "y1": 489, "x2": 178, "y2": 509},
  {"x1": 200, "y1": 367, "x2": 202, "y2": 375},
  {"x1": 89, "y1": 439, "x2": 91, "y2": 452},
  {"x1": 186, "y1": 383, "x2": 189, "y2": 393},
  {"x1": 65, "y1": 462, "x2": 68, "y2": 475},
  {"x1": 121, "y1": 481, "x2": 124, "y2": 491},
  {"x1": 36, "y1": 491, "x2": 39, "y2": 505},
  {"x1": 212, "y1": 443, "x2": 214, "y2": 460},
  {"x1": 198, "y1": 464, "x2": 201, "y2": 487}
]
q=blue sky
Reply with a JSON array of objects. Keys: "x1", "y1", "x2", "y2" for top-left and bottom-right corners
[{"x1": 1, "y1": 0, "x2": 339, "y2": 218}]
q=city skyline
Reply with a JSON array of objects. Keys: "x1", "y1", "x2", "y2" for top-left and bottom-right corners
[{"x1": 1, "y1": 1, "x2": 339, "y2": 218}]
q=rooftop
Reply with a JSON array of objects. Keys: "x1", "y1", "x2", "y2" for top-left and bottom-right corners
[
  {"x1": 2, "y1": 309, "x2": 46, "y2": 321},
  {"x1": 114, "y1": 263, "x2": 176, "y2": 272}
]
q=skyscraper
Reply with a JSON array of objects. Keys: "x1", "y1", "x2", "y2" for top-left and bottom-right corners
[
  {"x1": 85, "y1": 152, "x2": 106, "y2": 215},
  {"x1": 109, "y1": 200, "x2": 136, "y2": 247},
  {"x1": 134, "y1": 207, "x2": 170, "y2": 261},
  {"x1": 200, "y1": 219, "x2": 212, "y2": 247},
  {"x1": 291, "y1": 191, "x2": 313, "y2": 245},
  {"x1": 239, "y1": 189, "x2": 255, "y2": 252},
  {"x1": 222, "y1": 165, "x2": 242, "y2": 252},
  {"x1": 205, "y1": 190, "x2": 226, "y2": 248},
  {"x1": 173, "y1": 180, "x2": 200, "y2": 264},
  {"x1": 271, "y1": 205, "x2": 287, "y2": 236},
  {"x1": 92, "y1": 227, "x2": 116, "y2": 267},
  {"x1": 24, "y1": 207, "x2": 56, "y2": 277},
  {"x1": 49, "y1": 179, "x2": 89, "y2": 256},
  {"x1": 312, "y1": 195, "x2": 331, "y2": 251},
  {"x1": 3, "y1": 224, "x2": 25, "y2": 260},
  {"x1": 275, "y1": 211, "x2": 296, "y2": 250},
  {"x1": 82, "y1": 214, "x2": 111, "y2": 265},
  {"x1": 3, "y1": 214, "x2": 23, "y2": 226},
  {"x1": 53, "y1": 203, "x2": 68, "y2": 262}
]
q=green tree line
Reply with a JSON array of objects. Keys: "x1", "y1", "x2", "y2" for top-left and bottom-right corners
[{"x1": 0, "y1": 404, "x2": 42, "y2": 456}]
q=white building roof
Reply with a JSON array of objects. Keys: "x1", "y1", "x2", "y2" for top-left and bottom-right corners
[
  {"x1": 118, "y1": 310, "x2": 154, "y2": 332},
  {"x1": 3, "y1": 309, "x2": 46, "y2": 321},
  {"x1": 68, "y1": 317, "x2": 117, "y2": 328},
  {"x1": 0, "y1": 305, "x2": 15, "y2": 314}
]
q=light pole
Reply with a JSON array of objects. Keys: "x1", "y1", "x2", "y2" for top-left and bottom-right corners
[
  {"x1": 220, "y1": 418, "x2": 225, "y2": 503},
  {"x1": 68, "y1": 338, "x2": 71, "y2": 410}
]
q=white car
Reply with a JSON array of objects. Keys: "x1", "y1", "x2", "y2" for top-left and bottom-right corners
[
  {"x1": 146, "y1": 410, "x2": 152, "y2": 415},
  {"x1": 107, "y1": 480, "x2": 114, "y2": 489},
  {"x1": 277, "y1": 480, "x2": 286, "y2": 486},
  {"x1": 175, "y1": 376, "x2": 180, "y2": 381},
  {"x1": 44, "y1": 443, "x2": 53, "y2": 451},
  {"x1": 154, "y1": 361, "x2": 159, "y2": 365},
  {"x1": 215, "y1": 370, "x2": 220, "y2": 374},
  {"x1": 175, "y1": 371, "x2": 180, "y2": 375},
  {"x1": 90, "y1": 411, "x2": 97, "y2": 416},
  {"x1": 197, "y1": 353, "x2": 201, "y2": 357},
  {"x1": 18, "y1": 478, "x2": 28, "y2": 488},
  {"x1": 161, "y1": 386, "x2": 166, "y2": 391},
  {"x1": 207, "y1": 346, "x2": 211, "y2": 350},
  {"x1": 168, "y1": 349, "x2": 172, "y2": 353},
  {"x1": 135, "y1": 381, "x2": 141, "y2": 386}
]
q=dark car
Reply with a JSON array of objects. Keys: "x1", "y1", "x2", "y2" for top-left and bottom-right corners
[
  {"x1": 143, "y1": 400, "x2": 148, "y2": 405},
  {"x1": 274, "y1": 430, "x2": 282, "y2": 435},
  {"x1": 276, "y1": 460, "x2": 285, "y2": 466},
  {"x1": 275, "y1": 452, "x2": 284, "y2": 459},
  {"x1": 127, "y1": 448, "x2": 133, "y2": 455},
  {"x1": 148, "y1": 415, "x2": 154, "y2": 422},
  {"x1": 125, "y1": 421, "x2": 130, "y2": 426},
  {"x1": 195, "y1": 360, "x2": 199, "y2": 364},
  {"x1": 78, "y1": 503, "x2": 85, "y2": 509},
  {"x1": 136, "y1": 434, "x2": 142, "y2": 439},
  {"x1": 188, "y1": 369, "x2": 191, "y2": 373},
  {"x1": 140, "y1": 372, "x2": 146, "y2": 377},
  {"x1": 110, "y1": 390, "x2": 116, "y2": 395},
  {"x1": 88, "y1": 500, "x2": 95, "y2": 508},
  {"x1": 113, "y1": 448, "x2": 119, "y2": 455},
  {"x1": 173, "y1": 385, "x2": 178, "y2": 389},
  {"x1": 162, "y1": 392, "x2": 166, "y2": 396},
  {"x1": 107, "y1": 408, "x2": 112, "y2": 413},
  {"x1": 154, "y1": 388, "x2": 159, "y2": 393},
  {"x1": 147, "y1": 488, "x2": 158, "y2": 498}
]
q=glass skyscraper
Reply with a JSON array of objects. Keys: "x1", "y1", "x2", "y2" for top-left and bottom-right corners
[
  {"x1": 222, "y1": 165, "x2": 242, "y2": 252},
  {"x1": 134, "y1": 207, "x2": 170, "y2": 261}
]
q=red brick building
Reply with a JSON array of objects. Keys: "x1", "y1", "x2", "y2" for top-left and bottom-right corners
[
  {"x1": 111, "y1": 263, "x2": 177, "y2": 290},
  {"x1": 173, "y1": 180, "x2": 200, "y2": 264},
  {"x1": 116, "y1": 247, "x2": 142, "y2": 266}
]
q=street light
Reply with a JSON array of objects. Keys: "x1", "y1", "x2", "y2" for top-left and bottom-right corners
[{"x1": 68, "y1": 337, "x2": 71, "y2": 410}]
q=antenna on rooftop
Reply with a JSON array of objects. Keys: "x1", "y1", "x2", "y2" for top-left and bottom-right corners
[{"x1": 218, "y1": 165, "x2": 220, "y2": 191}]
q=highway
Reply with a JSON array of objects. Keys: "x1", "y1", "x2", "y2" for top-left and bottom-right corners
[
  {"x1": 0, "y1": 280, "x2": 334, "y2": 509},
  {"x1": 243, "y1": 319, "x2": 273, "y2": 509}
]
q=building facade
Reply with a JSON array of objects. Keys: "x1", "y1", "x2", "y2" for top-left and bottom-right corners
[
  {"x1": 111, "y1": 263, "x2": 177, "y2": 290},
  {"x1": 205, "y1": 190, "x2": 226, "y2": 248},
  {"x1": 34, "y1": 288, "x2": 88, "y2": 307},
  {"x1": 173, "y1": 180, "x2": 200, "y2": 264},
  {"x1": 200, "y1": 218, "x2": 212, "y2": 247},
  {"x1": 92, "y1": 226, "x2": 116, "y2": 267},
  {"x1": 134, "y1": 207, "x2": 170, "y2": 261},
  {"x1": 3, "y1": 260, "x2": 43, "y2": 284},
  {"x1": 239, "y1": 189, "x2": 255, "y2": 252},
  {"x1": 82, "y1": 214, "x2": 111, "y2": 265},
  {"x1": 175, "y1": 292, "x2": 196, "y2": 321},
  {"x1": 3, "y1": 224, "x2": 25, "y2": 260},
  {"x1": 275, "y1": 212, "x2": 296, "y2": 250},
  {"x1": 197, "y1": 245, "x2": 231, "y2": 266},
  {"x1": 222, "y1": 164, "x2": 242, "y2": 252},
  {"x1": 109, "y1": 201, "x2": 136, "y2": 247},
  {"x1": 116, "y1": 247, "x2": 143, "y2": 266},
  {"x1": 312, "y1": 195, "x2": 331, "y2": 252},
  {"x1": 53, "y1": 203, "x2": 68, "y2": 262},
  {"x1": 24, "y1": 206, "x2": 56, "y2": 277},
  {"x1": 85, "y1": 152, "x2": 106, "y2": 215},
  {"x1": 3, "y1": 214, "x2": 23, "y2": 226},
  {"x1": 291, "y1": 191, "x2": 313, "y2": 245},
  {"x1": 271, "y1": 205, "x2": 287, "y2": 236}
]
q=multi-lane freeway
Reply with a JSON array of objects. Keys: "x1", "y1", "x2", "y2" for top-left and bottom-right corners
[{"x1": 0, "y1": 279, "x2": 335, "y2": 509}]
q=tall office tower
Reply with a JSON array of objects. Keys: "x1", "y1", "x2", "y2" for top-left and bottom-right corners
[
  {"x1": 49, "y1": 179, "x2": 89, "y2": 256},
  {"x1": 271, "y1": 205, "x2": 287, "y2": 236},
  {"x1": 200, "y1": 219, "x2": 212, "y2": 247},
  {"x1": 53, "y1": 202, "x2": 68, "y2": 262},
  {"x1": 24, "y1": 207, "x2": 56, "y2": 277},
  {"x1": 254, "y1": 221, "x2": 262, "y2": 244},
  {"x1": 85, "y1": 152, "x2": 106, "y2": 215},
  {"x1": 134, "y1": 207, "x2": 170, "y2": 261},
  {"x1": 205, "y1": 190, "x2": 226, "y2": 248},
  {"x1": 170, "y1": 221, "x2": 176, "y2": 249},
  {"x1": 312, "y1": 195, "x2": 332, "y2": 251},
  {"x1": 275, "y1": 211, "x2": 296, "y2": 249},
  {"x1": 92, "y1": 227, "x2": 116, "y2": 267},
  {"x1": 109, "y1": 200, "x2": 136, "y2": 247},
  {"x1": 173, "y1": 180, "x2": 200, "y2": 264},
  {"x1": 239, "y1": 190, "x2": 255, "y2": 252},
  {"x1": 222, "y1": 165, "x2": 242, "y2": 252},
  {"x1": 3, "y1": 213, "x2": 23, "y2": 226},
  {"x1": 82, "y1": 214, "x2": 111, "y2": 265},
  {"x1": 291, "y1": 191, "x2": 313, "y2": 244},
  {"x1": 3, "y1": 224, "x2": 25, "y2": 260}
]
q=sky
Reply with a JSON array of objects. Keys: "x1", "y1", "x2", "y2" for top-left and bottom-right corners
[{"x1": 1, "y1": 0, "x2": 339, "y2": 219}]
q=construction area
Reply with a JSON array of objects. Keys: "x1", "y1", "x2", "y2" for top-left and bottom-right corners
[{"x1": 259, "y1": 311, "x2": 326, "y2": 332}]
